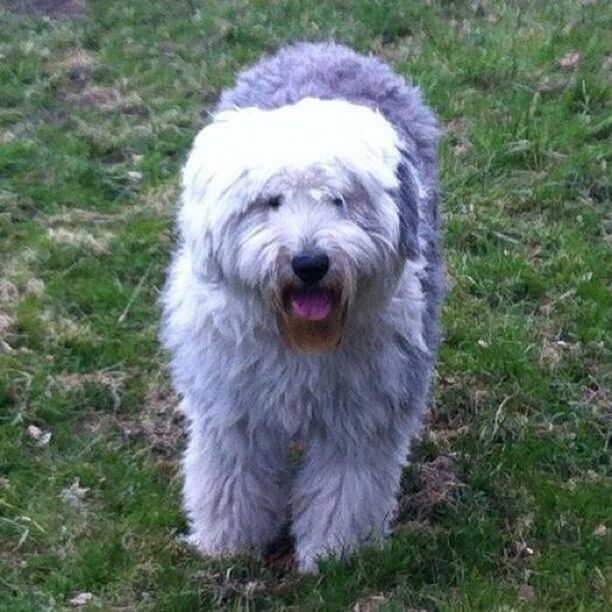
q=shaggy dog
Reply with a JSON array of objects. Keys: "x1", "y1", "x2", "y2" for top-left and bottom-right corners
[{"x1": 161, "y1": 42, "x2": 442, "y2": 572}]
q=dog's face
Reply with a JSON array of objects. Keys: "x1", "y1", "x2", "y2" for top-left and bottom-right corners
[{"x1": 179, "y1": 98, "x2": 411, "y2": 352}]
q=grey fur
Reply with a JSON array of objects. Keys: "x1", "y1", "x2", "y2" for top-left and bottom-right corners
[{"x1": 161, "y1": 42, "x2": 443, "y2": 571}]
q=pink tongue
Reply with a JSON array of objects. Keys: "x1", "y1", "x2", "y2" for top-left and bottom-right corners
[{"x1": 290, "y1": 290, "x2": 333, "y2": 320}]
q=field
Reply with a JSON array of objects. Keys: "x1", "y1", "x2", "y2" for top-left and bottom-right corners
[{"x1": 0, "y1": 1, "x2": 610, "y2": 610}]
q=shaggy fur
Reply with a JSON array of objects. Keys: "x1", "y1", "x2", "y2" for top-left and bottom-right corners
[{"x1": 161, "y1": 42, "x2": 443, "y2": 572}]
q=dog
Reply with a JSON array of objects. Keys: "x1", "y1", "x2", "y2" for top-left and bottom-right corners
[{"x1": 161, "y1": 42, "x2": 443, "y2": 572}]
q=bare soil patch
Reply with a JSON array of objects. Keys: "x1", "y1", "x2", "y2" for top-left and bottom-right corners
[
  {"x1": 396, "y1": 454, "x2": 464, "y2": 523},
  {"x1": 64, "y1": 86, "x2": 120, "y2": 108},
  {"x1": 115, "y1": 375, "x2": 184, "y2": 457}
]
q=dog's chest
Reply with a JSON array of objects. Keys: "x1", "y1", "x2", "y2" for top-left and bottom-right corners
[{"x1": 224, "y1": 335, "x2": 409, "y2": 438}]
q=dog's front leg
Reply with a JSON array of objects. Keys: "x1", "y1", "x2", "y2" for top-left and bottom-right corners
[
  {"x1": 182, "y1": 412, "x2": 290, "y2": 557},
  {"x1": 291, "y1": 423, "x2": 408, "y2": 572}
]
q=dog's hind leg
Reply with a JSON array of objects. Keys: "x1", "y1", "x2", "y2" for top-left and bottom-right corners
[
  {"x1": 291, "y1": 420, "x2": 410, "y2": 572},
  {"x1": 182, "y1": 409, "x2": 291, "y2": 557}
]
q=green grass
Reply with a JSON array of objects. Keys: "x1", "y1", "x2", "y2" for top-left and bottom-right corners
[{"x1": 1, "y1": 1, "x2": 610, "y2": 610}]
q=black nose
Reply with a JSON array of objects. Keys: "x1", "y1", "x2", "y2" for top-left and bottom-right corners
[{"x1": 291, "y1": 252, "x2": 330, "y2": 284}]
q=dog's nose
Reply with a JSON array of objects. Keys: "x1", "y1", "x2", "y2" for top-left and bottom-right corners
[{"x1": 291, "y1": 252, "x2": 330, "y2": 284}]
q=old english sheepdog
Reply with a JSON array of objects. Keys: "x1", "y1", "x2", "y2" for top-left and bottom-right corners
[{"x1": 161, "y1": 42, "x2": 443, "y2": 571}]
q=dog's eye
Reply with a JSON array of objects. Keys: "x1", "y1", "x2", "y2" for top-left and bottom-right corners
[
  {"x1": 266, "y1": 195, "x2": 283, "y2": 209},
  {"x1": 331, "y1": 196, "x2": 344, "y2": 207}
]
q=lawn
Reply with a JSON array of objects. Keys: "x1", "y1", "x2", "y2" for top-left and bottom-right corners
[{"x1": 0, "y1": 1, "x2": 610, "y2": 610}]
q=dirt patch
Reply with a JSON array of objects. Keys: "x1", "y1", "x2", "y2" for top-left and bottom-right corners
[
  {"x1": 117, "y1": 375, "x2": 184, "y2": 457},
  {"x1": 539, "y1": 337, "x2": 581, "y2": 367},
  {"x1": 446, "y1": 117, "x2": 464, "y2": 136},
  {"x1": 445, "y1": 117, "x2": 473, "y2": 157},
  {"x1": 396, "y1": 454, "x2": 464, "y2": 523},
  {"x1": 372, "y1": 34, "x2": 417, "y2": 64},
  {"x1": 62, "y1": 49, "x2": 96, "y2": 89},
  {"x1": 140, "y1": 379, "x2": 184, "y2": 455},
  {"x1": 582, "y1": 381, "x2": 611, "y2": 421},
  {"x1": 52, "y1": 370, "x2": 127, "y2": 409},
  {"x1": 7, "y1": 0, "x2": 87, "y2": 19},
  {"x1": 64, "y1": 86, "x2": 119, "y2": 108},
  {"x1": 426, "y1": 373, "x2": 487, "y2": 446},
  {"x1": 62, "y1": 85, "x2": 148, "y2": 116},
  {"x1": 48, "y1": 48, "x2": 97, "y2": 100},
  {"x1": 506, "y1": 538, "x2": 535, "y2": 561},
  {"x1": 426, "y1": 421, "x2": 470, "y2": 450},
  {"x1": 262, "y1": 524, "x2": 297, "y2": 573}
]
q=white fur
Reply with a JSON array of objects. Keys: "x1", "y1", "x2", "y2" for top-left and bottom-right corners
[{"x1": 179, "y1": 98, "x2": 401, "y2": 261}]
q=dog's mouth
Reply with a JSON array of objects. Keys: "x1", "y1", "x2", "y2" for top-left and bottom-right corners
[
  {"x1": 286, "y1": 288, "x2": 335, "y2": 321},
  {"x1": 277, "y1": 286, "x2": 345, "y2": 353}
]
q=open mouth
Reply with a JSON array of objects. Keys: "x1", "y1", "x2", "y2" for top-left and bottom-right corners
[
  {"x1": 286, "y1": 288, "x2": 335, "y2": 321},
  {"x1": 277, "y1": 286, "x2": 344, "y2": 353}
]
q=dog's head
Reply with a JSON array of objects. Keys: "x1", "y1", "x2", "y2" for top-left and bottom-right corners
[{"x1": 179, "y1": 98, "x2": 419, "y2": 352}]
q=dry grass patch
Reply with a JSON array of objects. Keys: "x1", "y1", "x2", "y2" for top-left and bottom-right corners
[
  {"x1": 131, "y1": 182, "x2": 179, "y2": 217},
  {"x1": 351, "y1": 594, "x2": 388, "y2": 612},
  {"x1": 539, "y1": 336, "x2": 582, "y2": 367},
  {"x1": 46, "y1": 208, "x2": 117, "y2": 226},
  {"x1": 53, "y1": 369, "x2": 129, "y2": 392},
  {"x1": 24, "y1": 278, "x2": 45, "y2": 297},
  {"x1": 1, "y1": 247, "x2": 39, "y2": 280},
  {"x1": 0, "y1": 311, "x2": 15, "y2": 335},
  {"x1": 0, "y1": 279, "x2": 19, "y2": 303},
  {"x1": 38, "y1": 310, "x2": 98, "y2": 343},
  {"x1": 43, "y1": 183, "x2": 177, "y2": 228},
  {"x1": 47, "y1": 227, "x2": 112, "y2": 254},
  {"x1": 0, "y1": 310, "x2": 16, "y2": 352}
]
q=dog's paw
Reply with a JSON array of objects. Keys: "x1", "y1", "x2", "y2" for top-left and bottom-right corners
[{"x1": 295, "y1": 548, "x2": 323, "y2": 574}]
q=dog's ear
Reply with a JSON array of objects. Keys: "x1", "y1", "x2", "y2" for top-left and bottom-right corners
[
  {"x1": 396, "y1": 152, "x2": 421, "y2": 260},
  {"x1": 177, "y1": 192, "x2": 224, "y2": 283},
  {"x1": 177, "y1": 124, "x2": 230, "y2": 283},
  {"x1": 188, "y1": 229, "x2": 224, "y2": 283}
]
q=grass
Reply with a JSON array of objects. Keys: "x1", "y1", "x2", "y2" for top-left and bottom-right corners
[{"x1": 0, "y1": 0, "x2": 610, "y2": 609}]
